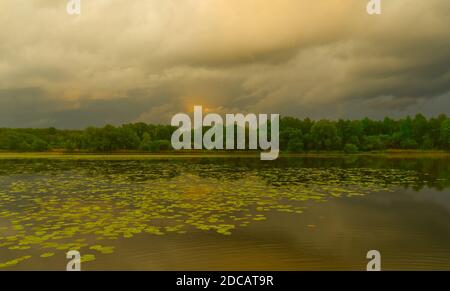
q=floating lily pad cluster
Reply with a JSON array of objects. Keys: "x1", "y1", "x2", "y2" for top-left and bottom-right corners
[{"x1": 0, "y1": 158, "x2": 425, "y2": 268}]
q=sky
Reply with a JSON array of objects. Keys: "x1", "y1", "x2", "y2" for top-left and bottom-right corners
[{"x1": 0, "y1": 0, "x2": 449, "y2": 128}]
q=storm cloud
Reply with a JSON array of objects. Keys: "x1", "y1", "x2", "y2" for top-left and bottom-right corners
[{"x1": 0, "y1": 0, "x2": 449, "y2": 128}]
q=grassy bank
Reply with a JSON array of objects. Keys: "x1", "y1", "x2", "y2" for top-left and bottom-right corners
[{"x1": 0, "y1": 150, "x2": 449, "y2": 160}]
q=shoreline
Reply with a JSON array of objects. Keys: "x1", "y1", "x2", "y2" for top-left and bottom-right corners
[{"x1": 0, "y1": 150, "x2": 448, "y2": 160}]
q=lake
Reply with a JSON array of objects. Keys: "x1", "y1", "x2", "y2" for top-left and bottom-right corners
[{"x1": 0, "y1": 154, "x2": 449, "y2": 270}]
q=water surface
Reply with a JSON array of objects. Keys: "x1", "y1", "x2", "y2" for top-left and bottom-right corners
[{"x1": 0, "y1": 155, "x2": 449, "y2": 270}]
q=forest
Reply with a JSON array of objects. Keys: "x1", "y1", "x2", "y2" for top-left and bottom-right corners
[{"x1": 0, "y1": 114, "x2": 449, "y2": 153}]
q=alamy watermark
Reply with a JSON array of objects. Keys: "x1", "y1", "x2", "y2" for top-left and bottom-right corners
[
  {"x1": 67, "y1": 1, "x2": 381, "y2": 16},
  {"x1": 171, "y1": 106, "x2": 279, "y2": 160},
  {"x1": 366, "y1": 250, "x2": 381, "y2": 271},
  {"x1": 66, "y1": 250, "x2": 81, "y2": 271},
  {"x1": 65, "y1": 249, "x2": 381, "y2": 270},
  {"x1": 66, "y1": 0, "x2": 81, "y2": 15},
  {"x1": 367, "y1": 0, "x2": 382, "y2": 15}
]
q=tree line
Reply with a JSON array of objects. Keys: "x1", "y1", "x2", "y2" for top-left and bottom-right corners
[{"x1": 0, "y1": 114, "x2": 449, "y2": 152}]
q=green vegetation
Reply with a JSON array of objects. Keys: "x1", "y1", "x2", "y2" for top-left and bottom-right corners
[
  {"x1": 2, "y1": 156, "x2": 447, "y2": 267},
  {"x1": 0, "y1": 114, "x2": 449, "y2": 152}
]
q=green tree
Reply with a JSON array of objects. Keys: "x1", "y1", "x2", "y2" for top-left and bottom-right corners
[
  {"x1": 139, "y1": 133, "x2": 152, "y2": 151},
  {"x1": 344, "y1": 143, "x2": 358, "y2": 154},
  {"x1": 287, "y1": 130, "x2": 304, "y2": 152},
  {"x1": 118, "y1": 126, "x2": 140, "y2": 150},
  {"x1": 0, "y1": 115, "x2": 448, "y2": 152},
  {"x1": 30, "y1": 138, "x2": 48, "y2": 152},
  {"x1": 441, "y1": 119, "x2": 450, "y2": 149},
  {"x1": 18, "y1": 141, "x2": 31, "y2": 152},
  {"x1": 337, "y1": 119, "x2": 362, "y2": 148},
  {"x1": 363, "y1": 136, "x2": 385, "y2": 151},
  {"x1": 311, "y1": 120, "x2": 339, "y2": 150},
  {"x1": 150, "y1": 140, "x2": 171, "y2": 152}
]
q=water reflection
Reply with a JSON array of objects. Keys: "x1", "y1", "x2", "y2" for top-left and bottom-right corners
[{"x1": 0, "y1": 156, "x2": 449, "y2": 270}]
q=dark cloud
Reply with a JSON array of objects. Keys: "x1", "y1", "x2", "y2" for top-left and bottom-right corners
[{"x1": 0, "y1": 0, "x2": 449, "y2": 128}]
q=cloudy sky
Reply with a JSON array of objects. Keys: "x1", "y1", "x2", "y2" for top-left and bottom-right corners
[{"x1": 0, "y1": 0, "x2": 449, "y2": 128}]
